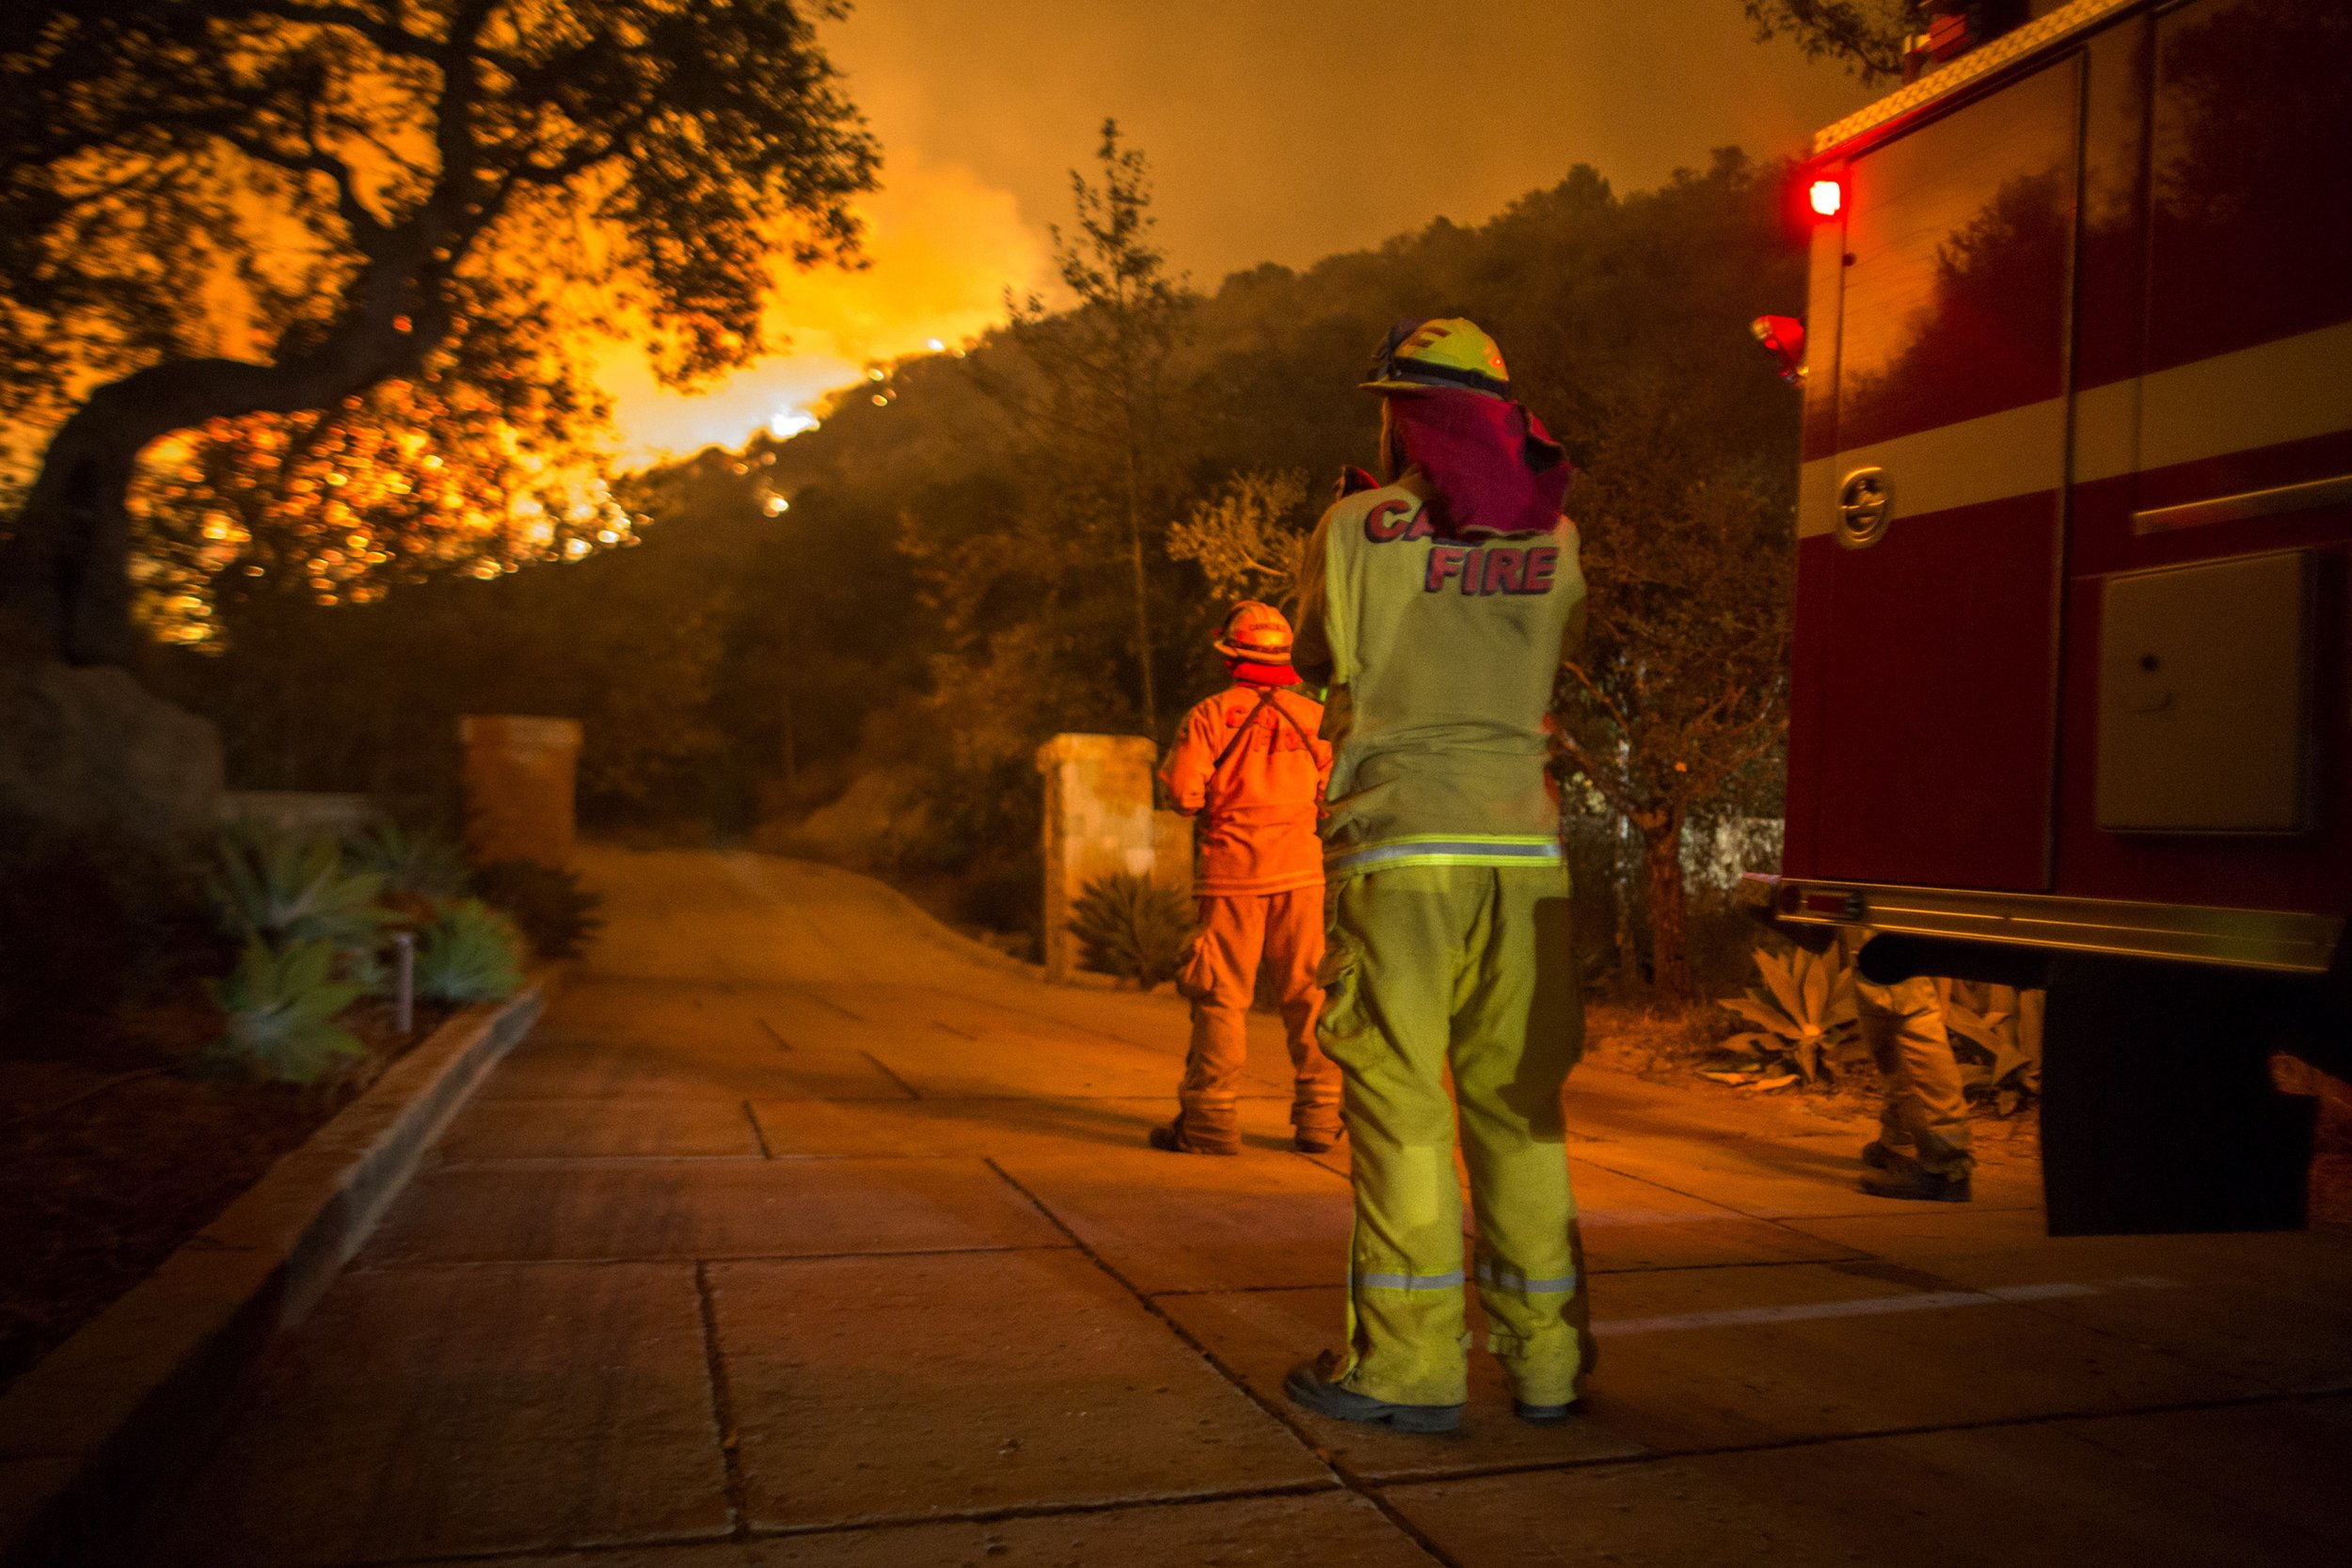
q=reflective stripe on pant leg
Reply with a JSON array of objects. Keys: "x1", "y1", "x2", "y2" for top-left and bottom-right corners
[
  {"x1": 1267, "y1": 885, "x2": 1340, "y2": 1134},
  {"x1": 1180, "y1": 895, "x2": 1267, "y2": 1148},
  {"x1": 1451, "y1": 864, "x2": 1594, "y2": 1407},
  {"x1": 1321, "y1": 866, "x2": 1477, "y2": 1407}
]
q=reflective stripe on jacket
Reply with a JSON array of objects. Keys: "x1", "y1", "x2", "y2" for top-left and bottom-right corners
[{"x1": 1293, "y1": 469, "x2": 1585, "y2": 878}]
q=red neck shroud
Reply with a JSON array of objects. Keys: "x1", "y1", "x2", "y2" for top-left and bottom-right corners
[
  {"x1": 1390, "y1": 388, "x2": 1574, "y2": 539},
  {"x1": 1228, "y1": 659, "x2": 1295, "y2": 688}
]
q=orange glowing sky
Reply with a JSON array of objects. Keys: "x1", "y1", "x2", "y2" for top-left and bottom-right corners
[{"x1": 601, "y1": 1, "x2": 1877, "y2": 465}]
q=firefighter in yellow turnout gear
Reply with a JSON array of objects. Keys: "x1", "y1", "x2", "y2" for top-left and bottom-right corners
[{"x1": 1285, "y1": 320, "x2": 1593, "y2": 1433}]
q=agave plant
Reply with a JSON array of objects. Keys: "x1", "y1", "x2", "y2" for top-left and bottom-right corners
[
  {"x1": 207, "y1": 937, "x2": 366, "y2": 1085},
  {"x1": 1068, "y1": 872, "x2": 1199, "y2": 990},
  {"x1": 345, "y1": 822, "x2": 471, "y2": 911},
  {"x1": 1716, "y1": 942, "x2": 1862, "y2": 1085},
  {"x1": 471, "y1": 858, "x2": 605, "y2": 959},
  {"x1": 414, "y1": 898, "x2": 526, "y2": 1005},
  {"x1": 1946, "y1": 979, "x2": 2043, "y2": 1114},
  {"x1": 209, "y1": 826, "x2": 389, "y2": 955}
]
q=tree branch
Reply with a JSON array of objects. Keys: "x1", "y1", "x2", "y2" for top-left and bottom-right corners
[
  {"x1": 216, "y1": 126, "x2": 388, "y2": 248},
  {"x1": 1562, "y1": 657, "x2": 1637, "y2": 742},
  {"x1": 230, "y1": 1, "x2": 445, "y2": 62}
]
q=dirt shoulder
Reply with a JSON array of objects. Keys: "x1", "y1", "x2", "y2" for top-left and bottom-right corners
[{"x1": 0, "y1": 998, "x2": 453, "y2": 1392}]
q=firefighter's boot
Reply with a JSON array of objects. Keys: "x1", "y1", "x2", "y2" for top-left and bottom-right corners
[
  {"x1": 1283, "y1": 1353, "x2": 1461, "y2": 1433},
  {"x1": 1149, "y1": 1110, "x2": 1238, "y2": 1156},
  {"x1": 1859, "y1": 1160, "x2": 1972, "y2": 1202}
]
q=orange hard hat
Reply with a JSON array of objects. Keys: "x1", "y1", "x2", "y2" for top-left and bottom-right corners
[{"x1": 1215, "y1": 600, "x2": 1293, "y2": 662}]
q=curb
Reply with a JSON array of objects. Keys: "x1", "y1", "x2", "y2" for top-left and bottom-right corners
[
  {"x1": 722, "y1": 850, "x2": 1046, "y2": 983},
  {"x1": 0, "y1": 971, "x2": 558, "y2": 1567},
  {"x1": 864, "y1": 875, "x2": 1132, "y2": 991},
  {"x1": 865, "y1": 876, "x2": 1049, "y2": 982}
]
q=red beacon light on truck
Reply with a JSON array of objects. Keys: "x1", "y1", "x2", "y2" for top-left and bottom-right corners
[
  {"x1": 1807, "y1": 176, "x2": 1844, "y2": 218},
  {"x1": 1750, "y1": 314, "x2": 1807, "y2": 385}
]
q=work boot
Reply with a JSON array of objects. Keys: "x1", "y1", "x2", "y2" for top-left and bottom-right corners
[
  {"x1": 1149, "y1": 1114, "x2": 1238, "y2": 1156},
  {"x1": 1861, "y1": 1139, "x2": 1899, "y2": 1171},
  {"x1": 1858, "y1": 1163, "x2": 1972, "y2": 1202},
  {"x1": 1295, "y1": 1124, "x2": 1343, "y2": 1155},
  {"x1": 1282, "y1": 1354, "x2": 1461, "y2": 1433},
  {"x1": 1514, "y1": 1397, "x2": 1581, "y2": 1425}
]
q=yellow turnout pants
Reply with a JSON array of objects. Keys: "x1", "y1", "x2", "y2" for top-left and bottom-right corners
[{"x1": 1314, "y1": 863, "x2": 1593, "y2": 1408}]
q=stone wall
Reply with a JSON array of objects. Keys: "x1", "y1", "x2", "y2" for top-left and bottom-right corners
[
  {"x1": 1034, "y1": 734, "x2": 1157, "y2": 983},
  {"x1": 460, "y1": 716, "x2": 581, "y2": 869},
  {"x1": 0, "y1": 661, "x2": 221, "y2": 846}
]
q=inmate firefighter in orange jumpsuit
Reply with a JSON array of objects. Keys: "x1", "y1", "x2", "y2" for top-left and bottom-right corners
[{"x1": 1152, "y1": 602, "x2": 1345, "y2": 1156}]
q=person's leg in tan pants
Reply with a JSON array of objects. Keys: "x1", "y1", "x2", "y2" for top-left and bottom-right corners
[
  {"x1": 1855, "y1": 974, "x2": 1974, "y2": 1197},
  {"x1": 1262, "y1": 885, "x2": 1341, "y2": 1148},
  {"x1": 1166, "y1": 894, "x2": 1266, "y2": 1153}
]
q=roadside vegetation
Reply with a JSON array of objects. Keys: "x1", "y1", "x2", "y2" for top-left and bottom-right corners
[
  {"x1": 143, "y1": 134, "x2": 1808, "y2": 1005},
  {"x1": 0, "y1": 815, "x2": 580, "y2": 1390}
]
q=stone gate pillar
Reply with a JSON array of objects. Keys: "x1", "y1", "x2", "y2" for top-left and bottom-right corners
[
  {"x1": 1035, "y1": 734, "x2": 1157, "y2": 983},
  {"x1": 460, "y1": 715, "x2": 581, "y2": 869}
]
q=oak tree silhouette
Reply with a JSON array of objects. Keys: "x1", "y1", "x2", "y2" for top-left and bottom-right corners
[{"x1": 0, "y1": 0, "x2": 877, "y2": 665}]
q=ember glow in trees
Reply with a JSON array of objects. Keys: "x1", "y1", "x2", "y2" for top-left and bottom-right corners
[{"x1": 0, "y1": 0, "x2": 878, "y2": 664}]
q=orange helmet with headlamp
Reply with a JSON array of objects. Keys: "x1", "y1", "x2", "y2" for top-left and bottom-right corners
[{"x1": 1215, "y1": 600, "x2": 1294, "y2": 663}]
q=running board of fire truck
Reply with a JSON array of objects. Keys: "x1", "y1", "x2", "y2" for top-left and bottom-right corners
[{"x1": 1738, "y1": 875, "x2": 2344, "y2": 976}]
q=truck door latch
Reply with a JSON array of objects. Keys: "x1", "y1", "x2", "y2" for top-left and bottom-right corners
[{"x1": 1837, "y1": 467, "x2": 1894, "y2": 548}]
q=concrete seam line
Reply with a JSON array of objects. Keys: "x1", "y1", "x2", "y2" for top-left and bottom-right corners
[
  {"x1": 0, "y1": 970, "x2": 560, "y2": 1568},
  {"x1": 1361, "y1": 1386, "x2": 2344, "y2": 1492},
  {"x1": 799, "y1": 985, "x2": 866, "y2": 1022},
  {"x1": 739, "y1": 1479, "x2": 1345, "y2": 1542},
  {"x1": 356, "y1": 1243, "x2": 1078, "y2": 1275},
  {"x1": 742, "y1": 1101, "x2": 774, "y2": 1159},
  {"x1": 1138, "y1": 1253, "x2": 1860, "y2": 1302},
  {"x1": 692, "y1": 1261, "x2": 752, "y2": 1539},
  {"x1": 858, "y1": 1050, "x2": 923, "y2": 1100},
  {"x1": 978, "y1": 1158, "x2": 1464, "y2": 1568},
  {"x1": 325, "y1": 1480, "x2": 1348, "y2": 1566}
]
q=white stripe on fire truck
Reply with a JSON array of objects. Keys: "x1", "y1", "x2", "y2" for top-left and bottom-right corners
[{"x1": 1797, "y1": 319, "x2": 2352, "y2": 539}]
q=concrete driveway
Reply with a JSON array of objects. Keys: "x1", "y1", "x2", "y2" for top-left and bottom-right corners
[{"x1": 146, "y1": 847, "x2": 2352, "y2": 1565}]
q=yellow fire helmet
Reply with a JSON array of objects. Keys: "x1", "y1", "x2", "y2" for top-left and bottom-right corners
[
  {"x1": 1361, "y1": 317, "x2": 1511, "y2": 397},
  {"x1": 1215, "y1": 600, "x2": 1295, "y2": 662}
]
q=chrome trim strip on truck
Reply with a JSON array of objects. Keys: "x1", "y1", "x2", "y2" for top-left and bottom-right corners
[
  {"x1": 1810, "y1": 0, "x2": 2138, "y2": 156},
  {"x1": 1741, "y1": 875, "x2": 2344, "y2": 974},
  {"x1": 2133, "y1": 472, "x2": 2352, "y2": 534}
]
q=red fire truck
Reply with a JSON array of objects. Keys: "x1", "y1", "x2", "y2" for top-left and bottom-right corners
[{"x1": 1749, "y1": 0, "x2": 2352, "y2": 1233}]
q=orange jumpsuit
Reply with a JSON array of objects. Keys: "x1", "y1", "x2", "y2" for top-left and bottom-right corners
[{"x1": 1160, "y1": 681, "x2": 1342, "y2": 1149}]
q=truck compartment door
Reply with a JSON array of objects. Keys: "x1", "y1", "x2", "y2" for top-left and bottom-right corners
[{"x1": 1803, "y1": 60, "x2": 2081, "y2": 892}]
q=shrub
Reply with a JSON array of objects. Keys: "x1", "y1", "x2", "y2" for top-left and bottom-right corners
[
  {"x1": 1067, "y1": 873, "x2": 1198, "y2": 990},
  {"x1": 471, "y1": 859, "x2": 604, "y2": 959},
  {"x1": 208, "y1": 827, "x2": 388, "y2": 956},
  {"x1": 206, "y1": 937, "x2": 365, "y2": 1084},
  {"x1": 345, "y1": 822, "x2": 471, "y2": 909},
  {"x1": 1715, "y1": 942, "x2": 1864, "y2": 1085},
  {"x1": 0, "y1": 818, "x2": 220, "y2": 1037},
  {"x1": 414, "y1": 898, "x2": 526, "y2": 1004}
]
